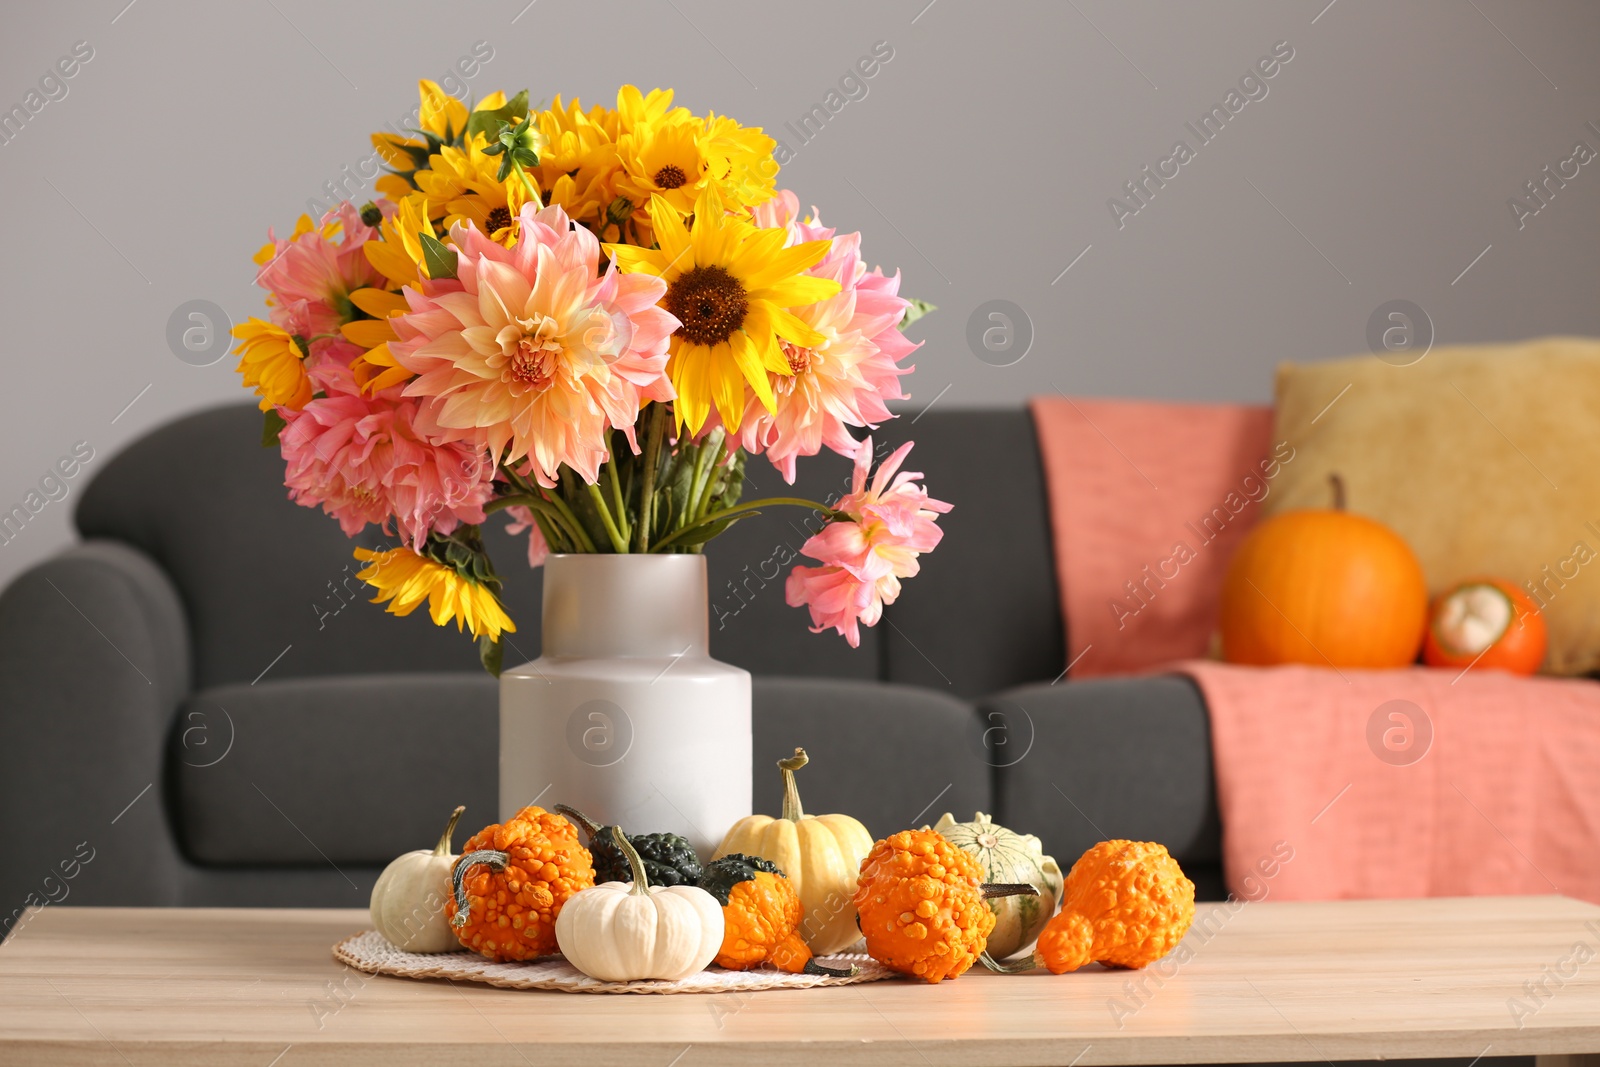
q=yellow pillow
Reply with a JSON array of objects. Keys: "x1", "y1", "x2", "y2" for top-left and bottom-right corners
[{"x1": 1266, "y1": 337, "x2": 1600, "y2": 675}]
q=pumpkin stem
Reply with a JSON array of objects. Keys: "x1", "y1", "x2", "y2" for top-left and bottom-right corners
[
  {"x1": 552, "y1": 803, "x2": 603, "y2": 841},
  {"x1": 979, "y1": 949, "x2": 1041, "y2": 974},
  {"x1": 980, "y1": 883, "x2": 1040, "y2": 900},
  {"x1": 450, "y1": 849, "x2": 510, "y2": 929},
  {"x1": 1329, "y1": 472, "x2": 1346, "y2": 511},
  {"x1": 803, "y1": 958, "x2": 858, "y2": 978},
  {"x1": 778, "y1": 747, "x2": 809, "y2": 821},
  {"x1": 613, "y1": 825, "x2": 652, "y2": 896},
  {"x1": 432, "y1": 805, "x2": 466, "y2": 858}
]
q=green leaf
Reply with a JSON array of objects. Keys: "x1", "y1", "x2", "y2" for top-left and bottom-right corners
[
  {"x1": 261, "y1": 408, "x2": 288, "y2": 447},
  {"x1": 671, "y1": 513, "x2": 754, "y2": 547},
  {"x1": 479, "y1": 634, "x2": 504, "y2": 677},
  {"x1": 419, "y1": 233, "x2": 458, "y2": 280},
  {"x1": 900, "y1": 297, "x2": 937, "y2": 330},
  {"x1": 465, "y1": 89, "x2": 530, "y2": 141}
]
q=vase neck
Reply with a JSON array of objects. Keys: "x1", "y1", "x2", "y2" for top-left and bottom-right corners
[{"x1": 540, "y1": 554, "x2": 709, "y2": 658}]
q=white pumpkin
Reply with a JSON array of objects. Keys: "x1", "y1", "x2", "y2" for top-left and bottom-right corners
[
  {"x1": 555, "y1": 827, "x2": 723, "y2": 982},
  {"x1": 369, "y1": 806, "x2": 465, "y2": 953},
  {"x1": 932, "y1": 811, "x2": 1064, "y2": 959}
]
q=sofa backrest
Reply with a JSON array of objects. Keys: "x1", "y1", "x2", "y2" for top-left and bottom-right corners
[{"x1": 76, "y1": 404, "x2": 1065, "y2": 695}]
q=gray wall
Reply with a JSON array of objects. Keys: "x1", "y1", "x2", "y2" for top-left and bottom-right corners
[{"x1": 2, "y1": 0, "x2": 1598, "y2": 592}]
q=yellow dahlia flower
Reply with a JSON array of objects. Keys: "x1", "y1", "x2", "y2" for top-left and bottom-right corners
[
  {"x1": 231, "y1": 318, "x2": 311, "y2": 411},
  {"x1": 606, "y1": 188, "x2": 840, "y2": 434},
  {"x1": 353, "y1": 546, "x2": 515, "y2": 642}
]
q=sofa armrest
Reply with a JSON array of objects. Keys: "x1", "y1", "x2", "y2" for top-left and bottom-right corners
[
  {"x1": 0, "y1": 541, "x2": 192, "y2": 936},
  {"x1": 985, "y1": 675, "x2": 1226, "y2": 900}
]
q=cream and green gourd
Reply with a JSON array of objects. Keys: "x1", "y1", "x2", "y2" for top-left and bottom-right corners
[{"x1": 931, "y1": 812, "x2": 1063, "y2": 959}]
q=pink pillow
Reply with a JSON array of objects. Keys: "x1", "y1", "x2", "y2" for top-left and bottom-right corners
[{"x1": 1030, "y1": 396, "x2": 1278, "y2": 678}]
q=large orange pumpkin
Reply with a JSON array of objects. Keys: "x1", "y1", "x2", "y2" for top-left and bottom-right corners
[{"x1": 1218, "y1": 475, "x2": 1427, "y2": 668}]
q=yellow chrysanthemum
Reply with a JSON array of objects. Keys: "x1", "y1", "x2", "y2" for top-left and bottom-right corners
[
  {"x1": 417, "y1": 141, "x2": 534, "y2": 244},
  {"x1": 354, "y1": 546, "x2": 515, "y2": 642},
  {"x1": 341, "y1": 288, "x2": 413, "y2": 394},
  {"x1": 231, "y1": 318, "x2": 310, "y2": 411},
  {"x1": 363, "y1": 195, "x2": 435, "y2": 288},
  {"x1": 533, "y1": 95, "x2": 622, "y2": 227},
  {"x1": 606, "y1": 188, "x2": 840, "y2": 434}
]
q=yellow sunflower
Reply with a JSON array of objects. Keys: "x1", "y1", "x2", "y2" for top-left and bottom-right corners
[
  {"x1": 342, "y1": 288, "x2": 412, "y2": 394},
  {"x1": 416, "y1": 141, "x2": 534, "y2": 244},
  {"x1": 533, "y1": 95, "x2": 622, "y2": 228},
  {"x1": 371, "y1": 85, "x2": 510, "y2": 201},
  {"x1": 615, "y1": 112, "x2": 708, "y2": 217},
  {"x1": 354, "y1": 547, "x2": 515, "y2": 642},
  {"x1": 606, "y1": 188, "x2": 840, "y2": 434},
  {"x1": 232, "y1": 318, "x2": 311, "y2": 411}
]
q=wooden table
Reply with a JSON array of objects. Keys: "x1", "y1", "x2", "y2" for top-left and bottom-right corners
[{"x1": 1, "y1": 896, "x2": 1598, "y2": 1066}]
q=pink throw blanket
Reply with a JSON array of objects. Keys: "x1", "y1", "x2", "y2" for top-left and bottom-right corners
[
  {"x1": 1183, "y1": 662, "x2": 1600, "y2": 904},
  {"x1": 1030, "y1": 394, "x2": 1600, "y2": 904}
]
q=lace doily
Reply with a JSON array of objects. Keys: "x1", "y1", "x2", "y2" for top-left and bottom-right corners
[{"x1": 333, "y1": 930, "x2": 896, "y2": 994}]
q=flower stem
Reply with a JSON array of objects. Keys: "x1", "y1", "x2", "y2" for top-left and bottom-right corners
[
  {"x1": 635, "y1": 405, "x2": 666, "y2": 552},
  {"x1": 585, "y1": 482, "x2": 629, "y2": 553},
  {"x1": 541, "y1": 490, "x2": 598, "y2": 554},
  {"x1": 649, "y1": 496, "x2": 837, "y2": 553},
  {"x1": 605, "y1": 450, "x2": 631, "y2": 544}
]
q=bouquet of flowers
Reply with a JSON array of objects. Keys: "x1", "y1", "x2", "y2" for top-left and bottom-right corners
[{"x1": 232, "y1": 81, "x2": 947, "y2": 673}]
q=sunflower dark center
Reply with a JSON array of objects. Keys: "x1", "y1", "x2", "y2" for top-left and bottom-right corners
[
  {"x1": 485, "y1": 206, "x2": 513, "y2": 233},
  {"x1": 664, "y1": 265, "x2": 748, "y2": 347},
  {"x1": 653, "y1": 164, "x2": 689, "y2": 190}
]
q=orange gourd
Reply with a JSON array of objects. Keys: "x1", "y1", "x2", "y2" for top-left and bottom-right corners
[
  {"x1": 697, "y1": 854, "x2": 853, "y2": 976},
  {"x1": 447, "y1": 805, "x2": 595, "y2": 962},
  {"x1": 852, "y1": 829, "x2": 1036, "y2": 983},
  {"x1": 986, "y1": 840, "x2": 1195, "y2": 974},
  {"x1": 1422, "y1": 577, "x2": 1546, "y2": 676},
  {"x1": 1219, "y1": 474, "x2": 1427, "y2": 668}
]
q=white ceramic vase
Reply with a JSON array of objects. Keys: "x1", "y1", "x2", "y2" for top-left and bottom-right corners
[{"x1": 499, "y1": 554, "x2": 751, "y2": 857}]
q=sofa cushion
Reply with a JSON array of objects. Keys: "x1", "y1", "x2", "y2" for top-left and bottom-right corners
[
  {"x1": 753, "y1": 678, "x2": 990, "y2": 839},
  {"x1": 1269, "y1": 337, "x2": 1600, "y2": 675},
  {"x1": 874, "y1": 410, "x2": 1066, "y2": 697},
  {"x1": 172, "y1": 674, "x2": 987, "y2": 866},
  {"x1": 987, "y1": 675, "x2": 1225, "y2": 901}
]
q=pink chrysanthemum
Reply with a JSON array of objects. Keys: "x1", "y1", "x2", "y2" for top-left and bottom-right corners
[
  {"x1": 785, "y1": 438, "x2": 950, "y2": 646},
  {"x1": 503, "y1": 505, "x2": 551, "y2": 568},
  {"x1": 388, "y1": 202, "x2": 678, "y2": 487},
  {"x1": 256, "y1": 202, "x2": 387, "y2": 342},
  {"x1": 736, "y1": 191, "x2": 916, "y2": 483},
  {"x1": 278, "y1": 368, "x2": 494, "y2": 551}
]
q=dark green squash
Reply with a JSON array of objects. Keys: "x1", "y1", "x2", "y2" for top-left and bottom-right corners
[{"x1": 554, "y1": 804, "x2": 703, "y2": 887}]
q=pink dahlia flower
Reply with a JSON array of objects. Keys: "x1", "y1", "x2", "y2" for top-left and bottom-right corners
[
  {"x1": 389, "y1": 202, "x2": 678, "y2": 487},
  {"x1": 737, "y1": 191, "x2": 916, "y2": 483},
  {"x1": 785, "y1": 438, "x2": 950, "y2": 646},
  {"x1": 278, "y1": 371, "x2": 494, "y2": 551},
  {"x1": 256, "y1": 202, "x2": 387, "y2": 341},
  {"x1": 502, "y1": 505, "x2": 551, "y2": 568}
]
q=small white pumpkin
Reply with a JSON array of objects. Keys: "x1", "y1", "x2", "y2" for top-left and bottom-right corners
[
  {"x1": 369, "y1": 805, "x2": 465, "y2": 953},
  {"x1": 932, "y1": 811, "x2": 1064, "y2": 959},
  {"x1": 555, "y1": 827, "x2": 723, "y2": 982}
]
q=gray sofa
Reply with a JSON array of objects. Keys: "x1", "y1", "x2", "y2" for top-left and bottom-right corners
[{"x1": 0, "y1": 403, "x2": 1220, "y2": 931}]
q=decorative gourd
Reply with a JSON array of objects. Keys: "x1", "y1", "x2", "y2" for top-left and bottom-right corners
[
  {"x1": 448, "y1": 805, "x2": 595, "y2": 962},
  {"x1": 369, "y1": 805, "x2": 465, "y2": 953},
  {"x1": 984, "y1": 840, "x2": 1195, "y2": 974},
  {"x1": 1219, "y1": 473, "x2": 1427, "y2": 668},
  {"x1": 1422, "y1": 577, "x2": 1546, "y2": 676},
  {"x1": 852, "y1": 828, "x2": 1037, "y2": 983},
  {"x1": 555, "y1": 827, "x2": 724, "y2": 982},
  {"x1": 713, "y1": 748, "x2": 874, "y2": 955},
  {"x1": 931, "y1": 812, "x2": 1063, "y2": 959},
  {"x1": 697, "y1": 854, "x2": 855, "y2": 977},
  {"x1": 555, "y1": 804, "x2": 703, "y2": 887}
]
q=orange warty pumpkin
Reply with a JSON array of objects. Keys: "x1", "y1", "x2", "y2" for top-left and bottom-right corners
[
  {"x1": 447, "y1": 805, "x2": 595, "y2": 962},
  {"x1": 853, "y1": 829, "x2": 1035, "y2": 983},
  {"x1": 1218, "y1": 474, "x2": 1427, "y2": 668},
  {"x1": 985, "y1": 840, "x2": 1195, "y2": 974},
  {"x1": 1422, "y1": 577, "x2": 1546, "y2": 676}
]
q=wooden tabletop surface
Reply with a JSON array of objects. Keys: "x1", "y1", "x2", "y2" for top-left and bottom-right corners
[{"x1": 0, "y1": 896, "x2": 1598, "y2": 1066}]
